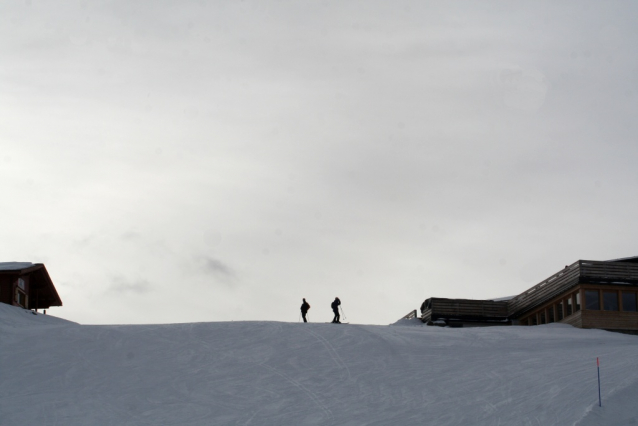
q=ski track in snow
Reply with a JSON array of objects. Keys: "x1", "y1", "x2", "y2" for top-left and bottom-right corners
[
  {"x1": 302, "y1": 326, "x2": 352, "y2": 380},
  {"x1": 1, "y1": 304, "x2": 638, "y2": 425}
]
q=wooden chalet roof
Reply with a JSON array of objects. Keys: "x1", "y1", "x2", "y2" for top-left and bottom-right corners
[{"x1": 0, "y1": 262, "x2": 62, "y2": 309}]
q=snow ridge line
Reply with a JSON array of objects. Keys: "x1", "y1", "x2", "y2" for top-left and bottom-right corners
[
  {"x1": 259, "y1": 363, "x2": 334, "y2": 422},
  {"x1": 302, "y1": 327, "x2": 352, "y2": 380}
]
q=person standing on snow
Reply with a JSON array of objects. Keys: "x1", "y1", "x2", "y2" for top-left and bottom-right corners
[
  {"x1": 331, "y1": 297, "x2": 341, "y2": 323},
  {"x1": 300, "y1": 298, "x2": 311, "y2": 323}
]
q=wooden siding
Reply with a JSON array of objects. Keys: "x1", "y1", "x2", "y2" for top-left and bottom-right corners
[
  {"x1": 581, "y1": 310, "x2": 638, "y2": 330},
  {"x1": 559, "y1": 310, "x2": 583, "y2": 328},
  {"x1": 429, "y1": 298, "x2": 509, "y2": 321},
  {"x1": 421, "y1": 309, "x2": 432, "y2": 323}
]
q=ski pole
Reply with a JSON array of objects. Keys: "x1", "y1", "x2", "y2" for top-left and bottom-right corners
[{"x1": 340, "y1": 306, "x2": 347, "y2": 320}]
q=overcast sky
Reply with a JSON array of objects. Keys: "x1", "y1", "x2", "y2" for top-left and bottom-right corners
[{"x1": 2, "y1": 1, "x2": 637, "y2": 325}]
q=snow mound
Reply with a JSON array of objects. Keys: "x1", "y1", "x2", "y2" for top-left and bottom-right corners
[
  {"x1": 1, "y1": 309, "x2": 637, "y2": 425},
  {"x1": 390, "y1": 317, "x2": 426, "y2": 326},
  {"x1": 0, "y1": 302, "x2": 76, "y2": 329}
]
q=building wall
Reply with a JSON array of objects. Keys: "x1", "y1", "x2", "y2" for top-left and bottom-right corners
[
  {"x1": 560, "y1": 310, "x2": 583, "y2": 328},
  {"x1": 0, "y1": 275, "x2": 12, "y2": 304},
  {"x1": 581, "y1": 310, "x2": 638, "y2": 330},
  {"x1": 579, "y1": 284, "x2": 638, "y2": 330},
  {"x1": 518, "y1": 287, "x2": 582, "y2": 326},
  {"x1": 0, "y1": 273, "x2": 30, "y2": 308},
  {"x1": 517, "y1": 283, "x2": 638, "y2": 331}
]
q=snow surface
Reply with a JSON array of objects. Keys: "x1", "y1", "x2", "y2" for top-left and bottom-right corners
[
  {"x1": 0, "y1": 262, "x2": 34, "y2": 271},
  {"x1": 1, "y1": 303, "x2": 637, "y2": 425}
]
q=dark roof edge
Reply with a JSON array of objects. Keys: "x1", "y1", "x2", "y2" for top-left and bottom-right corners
[{"x1": 39, "y1": 265, "x2": 63, "y2": 307}]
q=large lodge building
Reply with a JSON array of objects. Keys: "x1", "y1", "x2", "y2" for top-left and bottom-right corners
[{"x1": 406, "y1": 256, "x2": 638, "y2": 334}]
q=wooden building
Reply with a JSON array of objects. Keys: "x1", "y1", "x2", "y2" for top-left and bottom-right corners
[
  {"x1": 0, "y1": 262, "x2": 62, "y2": 311},
  {"x1": 410, "y1": 257, "x2": 638, "y2": 333},
  {"x1": 419, "y1": 298, "x2": 510, "y2": 327}
]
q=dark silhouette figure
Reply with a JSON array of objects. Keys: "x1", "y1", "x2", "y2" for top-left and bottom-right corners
[
  {"x1": 301, "y1": 298, "x2": 310, "y2": 323},
  {"x1": 331, "y1": 297, "x2": 341, "y2": 323}
]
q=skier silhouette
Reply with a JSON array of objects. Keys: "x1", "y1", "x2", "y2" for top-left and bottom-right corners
[
  {"x1": 300, "y1": 298, "x2": 310, "y2": 323},
  {"x1": 331, "y1": 297, "x2": 341, "y2": 323}
]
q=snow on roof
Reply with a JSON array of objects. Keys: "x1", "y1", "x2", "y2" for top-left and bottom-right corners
[
  {"x1": 489, "y1": 295, "x2": 516, "y2": 302},
  {"x1": 0, "y1": 262, "x2": 35, "y2": 271},
  {"x1": 606, "y1": 255, "x2": 638, "y2": 263}
]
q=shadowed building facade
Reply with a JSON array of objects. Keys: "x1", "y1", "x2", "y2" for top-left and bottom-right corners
[{"x1": 0, "y1": 262, "x2": 62, "y2": 311}]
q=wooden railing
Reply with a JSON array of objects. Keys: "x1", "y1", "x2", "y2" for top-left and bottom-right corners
[
  {"x1": 402, "y1": 309, "x2": 418, "y2": 320},
  {"x1": 579, "y1": 260, "x2": 638, "y2": 281}
]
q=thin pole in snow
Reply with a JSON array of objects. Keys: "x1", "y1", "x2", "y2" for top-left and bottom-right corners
[
  {"x1": 597, "y1": 357, "x2": 602, "y2": 407},
  {"x1": 340, "y1": 306, "x2": 347, "y2": 321}
]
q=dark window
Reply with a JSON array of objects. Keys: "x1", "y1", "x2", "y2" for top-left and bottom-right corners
[
  {"x1": 575, "y1": 293, "x2": 581, "y2": 311},
  {"x1": 548, "y1": 308, "x2": 555, "y2": 323},
  {"x1": 531, "y1": 315, "x2": 537, "y2": 325},
  {"x1": 539, "y1": 312, "x2": 546, "y2": 324},
  {"x1": 622, "y1": 292, "x2": 637, "y2": 312},
  {"x1": 585, "y1": 290, "x2": 600, "y2": 310},
  {"x1": 603, "y1": 291, "x2": 619, "y2": 311},
  {"x1": 566, "y1": 298, "x2": 573, "y2": 316},
  {"x1": 15, "y1": 289, "x2": 27, "y2": 308},
  {"x1": 556, "y1": 302, "x2": 563, "y2": 320}
]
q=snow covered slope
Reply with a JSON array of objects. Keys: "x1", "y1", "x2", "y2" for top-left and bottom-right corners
[{"x1": 1, "y1": 304, "x2": 637, "y2": 425}]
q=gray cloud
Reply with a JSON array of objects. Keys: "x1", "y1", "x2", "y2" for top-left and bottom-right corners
[
  {"x1": 200, "y1": 256, "x2": 235, "y2": 281},
  {"x1": 2, "y1": 0, "x2": 638, "y2": 325},
  {"x1": 106, "y1": 277, "x2": 153, "y2": 295}
]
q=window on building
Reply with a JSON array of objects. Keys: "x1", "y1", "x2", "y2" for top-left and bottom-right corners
[
  {"x1": 539, "y1": 311, "x2": 546, "y2": 324},
  {"x1": 556, "y1": 302, "x2": 563, "y2": 320},
  {"x1": 622, "y1": 292, "x2": 637, "y2": 312},
  {"x1": 548, "y1": 308, "x2": 555, "y2": 323},
  {"x1": 575, "y1": 293, "x2": 581, "y2": 311},
  {"x1": 566, "y1": 297, "x2": 573, "y2": 316},
  {"x1": 603, "y1": 291, "x2": 619, "y2": 311},
  {"x1": 585, "y1": 290, "x2": 600, "y2": 310},
  {"x1": 531, "y1": 315, "x2": 537, "y2": 325},
  {"x1": 15, "y1": 289, "x2": 27, "y2": 308}
]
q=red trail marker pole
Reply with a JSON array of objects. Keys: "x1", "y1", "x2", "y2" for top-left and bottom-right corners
[{"x1": 597, "y1": 357, "x2": 602, "y2": 407}]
